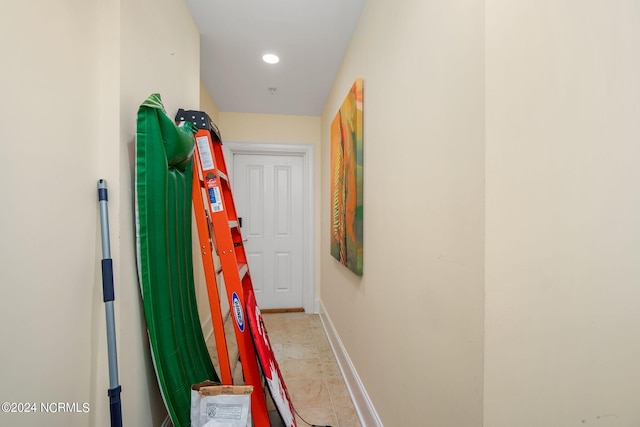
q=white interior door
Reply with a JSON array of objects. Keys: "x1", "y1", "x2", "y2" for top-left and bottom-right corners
[{"x1": 233, "y1": 153, "x2": 304, "y2": 310}]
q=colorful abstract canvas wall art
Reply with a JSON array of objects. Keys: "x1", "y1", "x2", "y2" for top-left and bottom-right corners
[{"x1": 330, "y1": 78, "x2": 363, "y2": 276}]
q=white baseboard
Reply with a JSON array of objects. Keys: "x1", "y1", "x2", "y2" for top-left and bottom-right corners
[{"x1": 319, "y1": 301, "x2": 383, "y2": 427}]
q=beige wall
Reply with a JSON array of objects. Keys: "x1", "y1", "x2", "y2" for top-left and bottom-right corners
[
  {"x1": 119, "y1": 1, "x2": 200, "y2": 426},
  {"x1": 0, "y1": 2, "x2": 101, "y2": 426},
  {"x1": 0, "y1": 1, "x2": 200, "y2": 426},
  {"x1": 218, "y1": 112, "x2": 320, "y2": 144},
  {"x1": 320, "y1": 0, "x2": 485, "y2": 425},
  {"x1": 484, "y1": 1, "x2": 640, "y2": 426},
  {"x1": 200, "y1": 82, "x2": 220, "y2": 124}
]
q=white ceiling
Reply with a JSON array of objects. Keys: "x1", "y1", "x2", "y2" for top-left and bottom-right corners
[{"x1": 186, "y1": 0, "x2": 366, "y2": 116}]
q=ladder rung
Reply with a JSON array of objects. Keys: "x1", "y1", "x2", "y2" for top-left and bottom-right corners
[
  {"x1": 228, "y1": 220, "x2": 239, "y2": 228},
  {"x1": 238, "y1": 263, "x2": 248, "y2": 280},
  {"x1": 218, "y1": 171, "x2": 229, "y2": 182}
]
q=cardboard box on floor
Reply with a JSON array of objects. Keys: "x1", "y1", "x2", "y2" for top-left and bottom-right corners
[{"x1": 191, "y1": 381, "x2": 253, "y2": 427}]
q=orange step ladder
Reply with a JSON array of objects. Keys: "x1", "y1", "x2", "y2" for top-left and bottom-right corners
[{"x1": 175, "y1": 110, "x2": 275, "y2": 427}]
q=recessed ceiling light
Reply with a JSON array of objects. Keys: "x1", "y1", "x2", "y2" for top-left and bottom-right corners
[{"x1": 262, "y1": 53, "x2": 280, "y2": 64}]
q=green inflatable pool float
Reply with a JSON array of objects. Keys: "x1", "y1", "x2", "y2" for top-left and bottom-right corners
[{"x1": 135, "y1": 94, "x2": 219, "y2": 427}]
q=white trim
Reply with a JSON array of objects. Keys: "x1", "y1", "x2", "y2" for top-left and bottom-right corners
[
  {"x1": 319, "y1": 301, "x2": 383, "y2": 427},
  {"x1": 223, "y1": 142, "x2": 316, "y2": 313},
  {"x1": 161, "y1": 414, "x2": 173, "y2": 427}
]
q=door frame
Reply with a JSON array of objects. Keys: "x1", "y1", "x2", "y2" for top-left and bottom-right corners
[{"x1": 224, "y1": 142, "x2": 315, "y2": 313}]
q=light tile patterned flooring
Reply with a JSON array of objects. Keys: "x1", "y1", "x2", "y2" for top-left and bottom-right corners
[{"x1": 207, "y1": 312, "x2": 362, "y2": 427}]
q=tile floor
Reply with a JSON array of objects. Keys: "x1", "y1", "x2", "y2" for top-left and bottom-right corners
[{"x1": 207, "y1": 312, "x2": 362, "y2": 427}]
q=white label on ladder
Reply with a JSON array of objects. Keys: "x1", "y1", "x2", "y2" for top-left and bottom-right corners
[
  {"x1": 196, "y1": 136, "x2": 215, "y2": 171},
  {"x1": 208, "y1": 186, "x2": 223, "y2": 212},
  {"x1": 205, "y1": 176, "x2": 224, "y2": 213}
]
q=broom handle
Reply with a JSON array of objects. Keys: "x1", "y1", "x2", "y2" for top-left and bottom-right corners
[{"x1": 98, "y1": 179, "x2": 123, "y2": 427}]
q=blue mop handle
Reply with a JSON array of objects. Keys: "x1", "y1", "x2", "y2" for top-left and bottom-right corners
[
  {"x1": 108, "y1": 385, "x2": 122, "y2": 427},
  {"x1": 98, "y1": 179, "x2": 123, "y2": 427}
]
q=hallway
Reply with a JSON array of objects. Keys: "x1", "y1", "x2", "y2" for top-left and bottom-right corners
[{"x1": 207, "y1": 312, "x2": 362, "y2": 427}]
